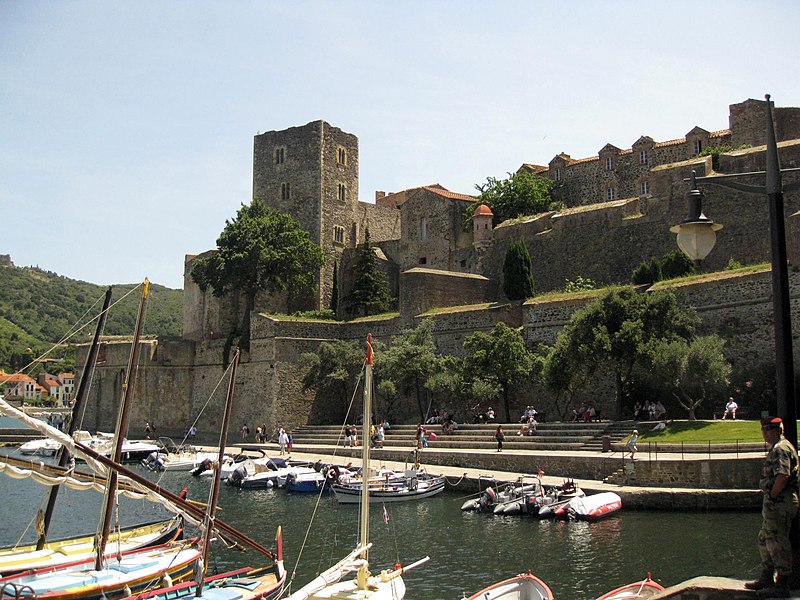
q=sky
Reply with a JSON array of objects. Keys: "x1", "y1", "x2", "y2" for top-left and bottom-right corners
[{"x1": 2, "y1": 2, "x2": 799, "y2": 289}]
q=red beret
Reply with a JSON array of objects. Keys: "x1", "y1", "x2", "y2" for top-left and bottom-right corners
[{"x1": 761, "y1": 417, "x2": 782, "y2": 427}]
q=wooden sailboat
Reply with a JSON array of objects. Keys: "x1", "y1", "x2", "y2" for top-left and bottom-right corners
[
  {"x1": 120, "y1": 348, "x2": 287, "y2": 600},
  {"x1": 0, "y1": 281, "x2": 203, "y2": 599},
  {"x1": 0, "y1": 287, "x2": 183, "y2": 577},
  {"x1": 595, "y1": 574, "x2": 664, "y2": 599},
  {"x1": 462, "y1": 571, "x2": 554, "y2": 600},
  {"x1": 286, "y1": 334, "x2": 429, "y2": 600}
]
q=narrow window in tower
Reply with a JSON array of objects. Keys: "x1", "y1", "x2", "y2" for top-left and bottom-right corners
[
  {"x1": 334, "y1": 226, "x2": 344, "y2": 244},
  {"x1": 693, "y1": 139, "x2": 703, "y2": 154},
  {"x1": 640, "y1": 150, "x2": 648, "y2": 165},
  {"x1": 607, "y1": 187, "x2": 616, "y2": 201},
  {"x1": 338, "y1": 147, "x2": 347, "y2": 165},
  {"x1": 555, "y1": 168, "x2": 561, "y2": 181},
  {"x1": 275, "y1": 147, "x2": 285, "y2": 164},
  {"x1": 281, "y1": 182, "x2": 290, "y2": 200},
  {"x1": 606, "y1": 156, "x2": 614, "y2": 171},
  {"x1": 338, "y1": 183, "x2": 346, "y2": 202},
  {"x1": 641, "y1": 180, "x2": 650, "y2": 195},
  {"x1": 419, "y1": 257, "x2": 427, "y2": 265},
  {"x1": 419, "y1": 217, "x2": 427, "y2": 240}
]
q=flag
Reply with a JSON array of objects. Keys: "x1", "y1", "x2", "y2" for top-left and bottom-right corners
[{"x1": 383, "y1": 505, "x2": 389, "y2": 525}]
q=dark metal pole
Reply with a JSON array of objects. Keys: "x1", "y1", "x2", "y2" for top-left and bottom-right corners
[
  {"x1": 764, "y1": 94, "x2": 797, "y2": 449},
  {"x1": 37, "y1": 287, "x2": 113, "y2": 550}
]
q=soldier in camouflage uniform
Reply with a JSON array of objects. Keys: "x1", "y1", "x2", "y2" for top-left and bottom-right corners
[{"x1": 745, "y1": 417, "x2": 799, "y2": 597}]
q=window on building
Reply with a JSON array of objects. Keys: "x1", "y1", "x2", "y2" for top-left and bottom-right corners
[
  {"x1": 555, "y1": 168, "x2": 561, "y2": 181},
  {"x1": 334, "y1": 226, "x2": 344, "y2": 244},
  {"x1": 607, "y1": 187, "x2": 616, "y2": 201},
  {"x1": 694, "y1": 139, "x2": 703, "y2": 154},
  {"x1": 337, "y1": 183, "x2": 346, "y2": 202},
  {"x1": 640, "y1": 150, "x2": 648, "y2": 165},
  {"x1": 419, "y1": 257, "x2": 427, "y2": 265},
  {"x1": 420, "y1": 217, "x2": 428, "y2": 240},
  {"x1": 606, "y1": 156, "x2": 614, "y2": 171},
  {"x1": 337, "y1": 147, "x2": 347, "y2": 165},
  {"x1": 641, "y1": 181, "x2": 650, "y2": 195},
  {"x1": 281, "y1": 182, "x2": 290, "y2": 200},
  {"x1": 275, "y1": 147, "x2": 285, "y2": 164}
]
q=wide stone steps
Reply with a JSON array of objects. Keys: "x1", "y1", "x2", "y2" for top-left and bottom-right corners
[{"x1": 290, "y1": 421, "x2": 636, "y2": 452}]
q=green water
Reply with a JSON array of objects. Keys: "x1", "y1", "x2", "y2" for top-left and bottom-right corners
[{"x1": 0, "y1": 459, "x2": 761, "y2": 599}]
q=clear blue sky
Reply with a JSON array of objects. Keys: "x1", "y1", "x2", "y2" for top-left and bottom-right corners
[{"x1": 2, "y1": 1, "x2": 798, "y2": 289}]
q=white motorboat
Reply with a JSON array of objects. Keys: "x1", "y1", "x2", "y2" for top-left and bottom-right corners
[
  {"x1": 18, "y1": 437, "x2": 61, "y2": 456},
  {"x1": 331, "y1": 472, "x2": 446, "y2": 503}
]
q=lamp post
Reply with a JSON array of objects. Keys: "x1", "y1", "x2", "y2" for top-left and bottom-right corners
[{"x1": 671, "y1": 94, "x2": 799, "y2": 448}]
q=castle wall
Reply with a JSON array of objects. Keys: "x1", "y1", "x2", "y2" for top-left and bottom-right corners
[
  {"x1": 398, "y1": 268, "x2": 498, "y2": 319},
  {"x1": 81, "y1": 267, "x2": 800, "y2": 434}
]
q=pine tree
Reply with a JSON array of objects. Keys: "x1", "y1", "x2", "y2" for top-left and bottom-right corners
[
  {"x1": 503, "y1": 239, "x2": 534, "y2": 300},
  {"x1": 343, "y1": 229, "x2": 394, "y2": 317}
]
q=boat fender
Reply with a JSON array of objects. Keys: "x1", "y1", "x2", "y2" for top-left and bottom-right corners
[
  {"x1": 159, "y1": 573, "x2": 173, "y2": 588},
  {"x1": 326, "y1": 465, "x2": 341, "y2": 481}
]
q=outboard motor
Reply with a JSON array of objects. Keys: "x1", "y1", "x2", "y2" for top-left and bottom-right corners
[
  {"x1": 478, "y1": 487, "x2": 498, "y2": 512},
  {"x1": 227, "y1": 465, "x2": 248, "y2": 487},
  {"x1": 191, "y1": 457, "x2": 214, "y2": 477},
  {"x1": 142, "y1": 451, "x2": 165, "y2": 472}
]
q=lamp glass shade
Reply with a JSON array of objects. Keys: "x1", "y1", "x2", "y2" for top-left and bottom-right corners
[{"x1": 671, "y1": 222, "x2": 720, "y2": 262}]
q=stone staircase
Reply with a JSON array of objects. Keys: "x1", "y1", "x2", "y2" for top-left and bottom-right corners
[{"x1": 289, "y1": 420, "x2": 636, "y2": 452}]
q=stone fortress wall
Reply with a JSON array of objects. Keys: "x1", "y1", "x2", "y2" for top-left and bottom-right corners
[{"x1": 83, "y1": 98, "x2": 800, "y2": 434}]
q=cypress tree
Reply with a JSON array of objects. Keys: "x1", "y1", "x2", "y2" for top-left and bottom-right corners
[
  {"x1": 330, "y1": 260, "x2": 340, "y2": 316},
  {"x1": 503, "y1": 239, "x2": 534, "y2": 300},
  {"x1": 343, "y1": 229, "x2": 394, "y2": 317}
]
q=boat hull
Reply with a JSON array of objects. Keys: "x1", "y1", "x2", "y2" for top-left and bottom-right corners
[
  {"x1": 464, "y1": 572, "x2": 554, "y2": 600},
  {"x1": 0, "y1": 541, "x2": 200, "y2": 600},
  {"x1": 596, "y1": 578, "x2": 665, "y2": 599},
  {"x1": 331, "y1": 477, "x2": 446, "y2": 504},
  {"x1": 0, "y1": 517, "x2": 183, "y2": 577}
]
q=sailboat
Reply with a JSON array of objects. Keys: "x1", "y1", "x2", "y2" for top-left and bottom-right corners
[
  {"x1": 0, "y1": 281, "x2": 203, "y2": 599},
  {"x1": 285, "y1": 334, "x2": 429, "y2": 600},
  {"x1": 119, "y1": 348, "x2": 287, "y2": 600}
]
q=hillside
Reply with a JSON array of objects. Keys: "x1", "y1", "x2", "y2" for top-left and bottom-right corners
[{"x1": 0, "y1": 265, "x2": 183, "y2": 373}]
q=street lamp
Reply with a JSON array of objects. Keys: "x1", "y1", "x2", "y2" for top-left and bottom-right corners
[
  {"x1": 671, "y1": 94, "x2": 799, "y2": 448},
  {"x1": 669, "y1": 172, "x2": 724, "y2": 265}
]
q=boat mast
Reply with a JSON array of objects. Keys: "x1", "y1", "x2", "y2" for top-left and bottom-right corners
[
  {"x1": 37, "y1": 286, "x2": 113, "y2": 550},
  {"x1": 195, "y1": 347, "x2": 240, "y2": 598},
  {"x1": 95, "y1": 279, "x2": 149, "y2": 570},
  {"x1": 357, "y1": 334, "x2": 373, "y2": 589}
]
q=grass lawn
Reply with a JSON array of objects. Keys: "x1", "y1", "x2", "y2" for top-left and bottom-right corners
[{"x1": 637, "y1": 420, "x2": 785, "y2": 444}]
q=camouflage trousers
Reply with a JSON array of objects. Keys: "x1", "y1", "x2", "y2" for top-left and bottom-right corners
[{"x1": 759, "y1": 495, "x2": 799, "y2": 575}]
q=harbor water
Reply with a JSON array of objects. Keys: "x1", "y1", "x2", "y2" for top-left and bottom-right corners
[{"x1": 0, "y1": 450, "x2": 762, "y2": 599}]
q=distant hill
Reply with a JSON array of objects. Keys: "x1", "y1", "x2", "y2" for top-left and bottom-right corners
[{"x1": 0, "y1": 265, "x2": 183, "y2": 373}]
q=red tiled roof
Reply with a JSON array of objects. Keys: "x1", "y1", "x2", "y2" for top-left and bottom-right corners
[
  {"x1": 422, "y1": 185, "x2": 476, "y2": 202},
  {"x1": 653, "y1": 137, "x2": 686, "y2": 148},
  {"x1": 709, "y1": 129, "x2": 732, "y2": 138},
  {"x1": 0, "y1": 373, "x2": 35, "y2": 384},
  {"x1": 473, "y1": 204, "x2": 493, "y2": 217}
]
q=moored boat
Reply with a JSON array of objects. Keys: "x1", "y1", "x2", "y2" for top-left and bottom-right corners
[
  {"x1": 596, "y1": 574, "x2": 664, "y2": 599},
  {"x1": 0, "y1": 516, "x2": 183, "y2": 577},
  {"x1": 285, "y1": 334, "x2": 428, "y2": 599},
  {"x1": 462, "y1": 571, "x2": 554, "y2": 599},
  {"x1": 18, "y1": 437, "x2": 61, "y2": 457},
  {"x1": 331, "y1": 472, "x2": 446, "y2": 503},
  {"x1": 0, "y1": 541, "x2": 200, "y2": 600},
  {"x1": 554, "y1": 491, "x2": 622, "y2": 521}
]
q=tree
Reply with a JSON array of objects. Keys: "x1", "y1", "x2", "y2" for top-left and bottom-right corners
[
  {"x1": 330, "y1": 260, "x2": 340, "y2": 316},
  {"x1": 463, "y1": 322, "x2": 535, "y2": 421},
  {"x1": 191, "y1": 202, "x2": 325, "y2": 353},
  {"x1": 649, "y1": 335, "x2": 732, "y2": 420},
  {"x1": 300, "y1": 339, "x2": 365, "y2": 424},
  {"x1": 342, "y1": 229, "x2": 394, "y2": 317},
  {"x1": 468, "y1": 171, "x2": 558, "y2": 224},
  {"x1": 503, "y1": 240, "x2": 534, "y2": 301},
  {"x1": 552, "y1": 286, "x2": 698, "y2": 417},
  {"x1": 378, "y1": 319, "x2": 440, "y2": 421},
  {"x1": 660, "y1": 250, "x2": 696, "y2": 280},
  {"x1": 542, "y1": 339, "x2": 589, "y2": 421}
]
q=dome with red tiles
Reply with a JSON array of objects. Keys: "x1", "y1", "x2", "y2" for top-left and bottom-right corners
[{"x1": 473, "y1": 204, "x2": 493, "y2": 217}]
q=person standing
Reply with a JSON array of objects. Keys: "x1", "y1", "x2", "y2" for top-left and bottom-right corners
[
  {"x1": 278, "y1": 427, "x2": 288, "y2": 455},
  {"x1": 627, "y1": 429, "x2": 638, "y2": 460},
  {"x1": 745, "y1": 417, "x2": 799, "y2": 596},
  {"x1": 144, "y1": 421, "x2": 153, "y2": 440},
  {"x1": 495, "y1": 425, "x2": 505, "y2": 452},
  {"x1": 241, "y1": 422, "x2": 250, "y2": 442}
]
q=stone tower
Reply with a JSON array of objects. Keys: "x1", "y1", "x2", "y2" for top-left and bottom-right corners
[{"x1": 253, "y1": 121, "x2": 359, "y2": 310}]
